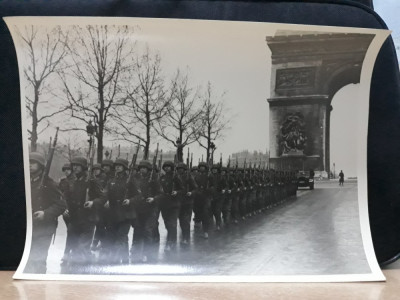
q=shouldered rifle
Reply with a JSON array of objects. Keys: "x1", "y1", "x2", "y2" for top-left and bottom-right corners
[
  {"x1": 128, "y1": 142, "x2": 141, "y2": 178},
  {"x1": 158, "y1": 149, "x2": 163, "y2": 178},
  {"x1": 227, "y1": 155, "x2": 231, "y2": 180},
  {"x1": 149, "y1": 143, "x2": 159, "y2": 183},
  {"x1": 186, "y1": 148, "x2": 190, "y2": 192},
  {"x1": 40, "y1": 127, "x2": 59, "y2": 188},
  {"x1": 124, "y1": 142, "x2": 140, "y2": 197},
  {"x1": 244, "y1": 158, "x2": 247, "y2": 178}
]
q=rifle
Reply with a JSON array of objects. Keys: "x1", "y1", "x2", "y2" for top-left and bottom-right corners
[
  {"x1": 39, "y1": 127, "x2": 59, "y2": 188},
  {"x1": 149, "y1": 143, "x2": 159, "y2": 182},
  {"x1": 158, "y1": 149, "x2": 163, "y2": 177},
  {"x1": 227, "y1": 155, "x2": 231, "y2": 180},
  {"x1": 124, "y1": 142, "x2": 140, "y2": 199},
  {"x1": 244, "y1": 157, "x2": 247, "y2": 178},
  {"x1": 127, "y1": 142, "x2": 140, "y2": 181},
  {"x1": 219, "y1": 153, "x2": 222, "y2": 167},
  {"x1": 186, "y1": 148, "x2": 190, "y2": 192}
]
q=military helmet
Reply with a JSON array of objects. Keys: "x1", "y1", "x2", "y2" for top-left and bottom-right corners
[
  {"x1": 93, "y1": 163, "x2": 102, "y2": 170},
  {"x1": 191, "y1": 166, "x2": 198, "y2": 171},
  {"x1": 71, "y1": 156, "x2": 88, "y2": 170},
  {"x1": 62, "y1": 163, "x2": 71, "y2": 171},
  {"x1": 221, "y1": 166, "x2": 227, "y2": 172},
  {"x1": 138, "y1": 160, "x2": 152, "y2": 170},
  {"x1": 162, "y1": 160, "x2": 175, "y2": 170},
  {"x1": 211, "y1": 164, "x2": 220, "y2": 170},
  {"x1": 176, "y1": 162, "x2": 187, "y2": 170},
  {"x1": 29, "y1": 152, "x2": 46, "y2": 167},
  {"x1": 114, "y1": 158, "x2": 129, "y2": 169},
  {"x1": 198, "y1": 162, "x2": 208, "y2": 169},
  {"x1": 101, "y1": 159, "x2": 114, "y2": 168}
]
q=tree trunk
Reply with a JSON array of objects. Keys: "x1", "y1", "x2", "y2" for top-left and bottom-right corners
[
  {"x1": 97, "y1": 128, "x2": 103, "y2": 163},
  {"x1": 144, "y1": 139, "x2": 150, "y2": 160},
  {"x1": 144, "y1": 108, "x2": 151, "y2": 160},
  {"x1": 30, "y1": 88, "x2": 39, "y2": 152}
]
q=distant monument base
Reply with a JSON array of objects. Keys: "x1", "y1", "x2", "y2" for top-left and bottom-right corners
[
  {"x1": 270, "y1": 155, "x2": 321, "y2": 172},
  {"x1": 282, "y1": 150, "x2": 306, "y2": 157}
]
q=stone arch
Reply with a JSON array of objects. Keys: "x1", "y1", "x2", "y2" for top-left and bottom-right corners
[{"x1": 266, "y1": 31, "x2": 374, "y2": 175}]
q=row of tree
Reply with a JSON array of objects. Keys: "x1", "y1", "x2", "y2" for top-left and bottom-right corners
[{"x1": 18, "y1": 24, "x2": 231, "y2": 163}]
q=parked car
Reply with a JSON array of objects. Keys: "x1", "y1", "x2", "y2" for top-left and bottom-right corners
[{"x1": 297, "y1": 170, "x2": 314, "y2": 190}]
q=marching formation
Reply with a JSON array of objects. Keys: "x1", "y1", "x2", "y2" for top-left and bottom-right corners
[{"x1": 26, "y1": 133, "x2": 298, "y2": 274}]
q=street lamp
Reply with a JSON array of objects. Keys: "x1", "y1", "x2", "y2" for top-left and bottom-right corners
[
  {"x1": 86, "y1": 120, "x2": 97, "y2": 158},
  {"x1": 210, "y1": 142, "x2": 216, "y2": 164}
]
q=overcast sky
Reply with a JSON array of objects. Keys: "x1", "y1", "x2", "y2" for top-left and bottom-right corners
[{"x1": 6, "y1": 17, "x2": 387, "y2": 176}]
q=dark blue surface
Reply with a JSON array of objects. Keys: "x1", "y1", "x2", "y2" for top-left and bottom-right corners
[{"x1": 0, "y1": 0, "x2": 399, "y2": 269}]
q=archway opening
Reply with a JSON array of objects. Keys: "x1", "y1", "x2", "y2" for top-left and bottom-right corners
[{"x1": 329, "y1": 83, "x2": 359, "y2": 178}]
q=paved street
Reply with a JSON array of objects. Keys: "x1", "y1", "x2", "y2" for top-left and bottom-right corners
[{"x1": 43, "y1": 179, "x2": 371, "y2": 276}]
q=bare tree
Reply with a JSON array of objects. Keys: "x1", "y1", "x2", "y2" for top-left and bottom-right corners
[
  {"x1": 156, "y1": 69, "x2": 202, "y2": 162},
  {"x1": 114, "y1": 48, "x2": 171, "y2": 159},
  {"x1": 59, "y1": 25, "x2": 135, "y2": 162},
  {"x1": 16, "y1": 25, "x2": 69, "y2": 151},
  {"x1": 196, "y1": 82, "x2": 231, "y2": 163}
]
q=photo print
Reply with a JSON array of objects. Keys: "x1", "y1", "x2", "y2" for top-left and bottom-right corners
[{"x1": 5, "y1": 16, "x2": 389, "y2": 282}]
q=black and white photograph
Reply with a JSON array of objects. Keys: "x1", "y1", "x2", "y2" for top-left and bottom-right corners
[{"x1": 5, "y1": 17, "x2": 388, "y2": 282}]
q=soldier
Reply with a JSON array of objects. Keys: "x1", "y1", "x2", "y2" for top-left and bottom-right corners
[
  {"x1": 159, "y1": 161, "x2": 183, "y2": 251},
  {"x1": 92, "y1": 163, "x2": 107, "y2": 187},
  {"x1": 254, "y1": 169, "x2": 263, "y2": 213},
  {"x1": 221, "y1": 167, "x2": 233, "y2": 227},
  {"x1": 101, "y1": 159, "x2": 115, "y2": 184},
  {"x1": 210, "y1": 164, "x2": 226, "y2": 231},
  {"x1": 59, "y1": 163, "x2": 75, "y2": 266},
  {"x1": 229, "y1": 168, "x2": 240, "y2": 224},
  {"x1": 62, "y1": 156, "x2": 105, "y2": 267},
  {"x1": 90, "y1": 163, "x2": 108, "y2": 251},
  {"x1": 237, "y1": 168, "x2": 247, "y2": 220},
  {"x1": 176, "y1": 162, "x2": 197, "y2": 245},
  {"x1": 59, "y1": 163, "x2": 73, "y2": 194},
  {"x1": 191, "y1": 166, "x2": 202, "y2": 227},
  {"x1": 103, "y1": 158, "x2": 136, "y2": 264},
  {"x1": 25, "y1": 152, "x2": 66, "y2": 274},
  {"x1": 194, "y1": 162, "x2": 213, "y2": 238},
  {"x1": 130, "y1": 160, "x2": 161, "y2": 263}
]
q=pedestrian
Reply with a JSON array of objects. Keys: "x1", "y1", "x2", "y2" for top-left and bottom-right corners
[
  {"x1": 25, "y1": 152, "x2": 66, "y2": 274},
  {"x1": 339, "y1": 170, "x2": 344, "y2": 186}
]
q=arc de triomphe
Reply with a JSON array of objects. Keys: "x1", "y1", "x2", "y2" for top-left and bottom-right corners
[{"x1": 266, "y1": 31, "x2": 374, "y2": 176}]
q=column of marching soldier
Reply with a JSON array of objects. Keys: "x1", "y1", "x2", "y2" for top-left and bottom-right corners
[{"x1": 26, "y1": 148, "x2": 298, "y2": 273}]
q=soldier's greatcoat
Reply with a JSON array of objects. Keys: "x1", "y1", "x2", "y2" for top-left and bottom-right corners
[{"x1": 25, "y1": 175, "x2": 66, "y2": 273}]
